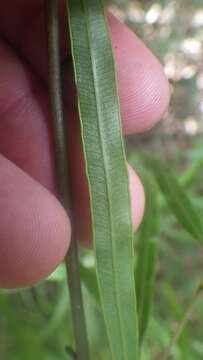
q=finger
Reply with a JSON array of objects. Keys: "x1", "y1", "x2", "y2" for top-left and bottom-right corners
[
  {"x1": 108, "y1": 14, "x2": 170, "y2": 133},
  {"x1": 0, "y1": 155, "x2": 71, "y2": 288},
  {"x1": 0, "y1": 32, "x2": 145, "y2": 248},
  {"x1": 0, "y1": 39, "x2": 56, "y2": 193},
  {"x1": 66, "y1": 151, "x2": 145, "y2": 247},
  {"x1": 0, "y1": 4, "x2": 170, "y2": 134},
  {"x1": 128, "y1": 164, "x2": 145, "y2": 231}
]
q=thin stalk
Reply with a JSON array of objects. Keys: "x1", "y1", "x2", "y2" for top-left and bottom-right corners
[
  {"x1": 45, "y1": 1, "x2": 90, "y2": 358},
  {"x1": 161, "y1": 284, "x2": 202, "y2": 360}
]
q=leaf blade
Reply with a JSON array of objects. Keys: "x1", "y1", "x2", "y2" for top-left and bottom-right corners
[
  {"x1": 67, "y1": 1, "x2": 139, "y2": 358},
  {"x1": 143, "y1": 156, "x2": 203, "y2": 243},
  {"x1": 135, "y1": 178, "x2": 159, "y2": 344}
]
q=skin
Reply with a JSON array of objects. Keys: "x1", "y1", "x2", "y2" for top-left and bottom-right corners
[{"x1": 0, "y1": 1, "x2": 170, "y2": 288}]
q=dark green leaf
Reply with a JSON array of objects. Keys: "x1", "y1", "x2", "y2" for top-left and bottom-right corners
[
  {"x1": 143, "y1": 156, "x2": 203, "y2": 243},
  {"x1": 67, "y1": 1, "x2": 139, "y2": 358},
  {"x1": 0, "y1": 293, "x2": 46, "y2": 360},
  {"x1": 135, "y1": 178, "x2": 159, "y2": 344},
  {"x1": 162, "y1": 284, "x2": 190, "y2": 359},
  {"x1": 179, "y1": 159, "x2": 202, "y2": 188}
]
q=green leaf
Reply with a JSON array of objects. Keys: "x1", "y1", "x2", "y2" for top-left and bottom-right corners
[
  {"x1": 135, "y1": 178, "x2": 159, "y2": 344},
  {"x1": 163, "y1": 284, "x2": 184, "y2": 320},
  {"x1": 137, "y1": 240, "x2": 157, "y2": 344},
  {"x1": 39, "y1": 285, "x2": 71, "y2": 342},
  {"x1": 195, "y1": 278, "x2": 203, "y2": 295},
  {"x1": 80, "y1": 261, "x2": 100, "y2": 304},
  {"x1": 162, "y1": 284, "x2": 190, "y2": 359},
  {"x1": 47, "y1": 263, "x2": 67, "y2": 282},
  {"x1": 143, "y1": 156, "x2": 203, "y2": 243},
  {"x1": 191, "y1": 340, "x2": 203, "y2": 357},
  {"x1": 48, "y1": 256, "x2": 100, "y2": 303},
  {"x1": 0, "y1": 292, "x2": 46, "y2": 360},
  {"x1": 179, "y1": 159, "x2": 202, "y2": 188},
  {"x1": 161, "y1": 280, "x2": 203, "y2": 360},
  {"x1": 67, "y1": 1, "x2": 139, "y2": 358}
]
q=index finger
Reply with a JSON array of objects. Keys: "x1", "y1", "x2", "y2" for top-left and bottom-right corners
[{"x1": 0, "y1": 2, "x2": 170, "y2": 134}]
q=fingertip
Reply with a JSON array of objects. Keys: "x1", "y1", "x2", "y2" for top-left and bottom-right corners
[
  {"x1": 127, "y1": 164, "x2": 145, "y2": 232},
  {"x1": 108, "y1": 14, "x2": 170, "y2": 134},
  {"x1": 22, "y1": 191, "x2": 71, "y2": 287},
  {"x1": 0, "y1": 156, "x2": 71, "y2": 288},
  {"x1": 121, "y1": 56, "x2": 170, "y2": 135}
]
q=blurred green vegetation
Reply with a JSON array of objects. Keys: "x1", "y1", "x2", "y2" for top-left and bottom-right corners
[{"x1": 0, "y1": 1, "x2": 202, "y2": 359}]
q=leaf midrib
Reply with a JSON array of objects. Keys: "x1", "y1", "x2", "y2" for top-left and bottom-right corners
[{"x1": 82, "y1": 0, "x2": 127, "y2": 358}]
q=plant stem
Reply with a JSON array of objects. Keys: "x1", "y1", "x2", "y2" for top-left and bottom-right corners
[
  {"x1": 45, "y1": 1, "x2": 90, "y2": 358},
  {"x1": 161, "y1": 284, "x2": 202, "y2": 360}
]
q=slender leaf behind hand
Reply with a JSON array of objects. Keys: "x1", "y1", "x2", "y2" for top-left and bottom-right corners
[
  {"x1": 67, "y1": 0, "x2": 139, "y2": 358},
  {"x1": 135, "y1": 177, "x2": 159, "y2": 344}
]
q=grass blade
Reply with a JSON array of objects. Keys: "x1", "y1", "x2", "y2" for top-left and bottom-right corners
[
  {"x1": 67, "y1": 1, "x2": 139, "y2": 358},
  {"x1": 143, "y1": 156, "x2": 203, "y2": 243},
  {"x1": 135, "y1": 178, "x2": 159, "y2": 344}
]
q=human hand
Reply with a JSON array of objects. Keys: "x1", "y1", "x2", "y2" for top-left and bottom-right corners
[{"x1": 0, "y1": 1, "x2": 170, "y2": 288}]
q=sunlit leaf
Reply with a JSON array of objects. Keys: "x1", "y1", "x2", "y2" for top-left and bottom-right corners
[
  {"x1": 80, "y1": 262, "x2": 100, "y2": 304},
  {"x1": 47, "y1": 263, "x2": 66, "y2": 282},
  {"x1": 67, "y1": 0, "x2": 139, "y2": 358}
]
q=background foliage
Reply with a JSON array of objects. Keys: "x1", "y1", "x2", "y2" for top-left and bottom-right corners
[{"x1": 0, "y1": 1, "x2": 202, "y2": 359}]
